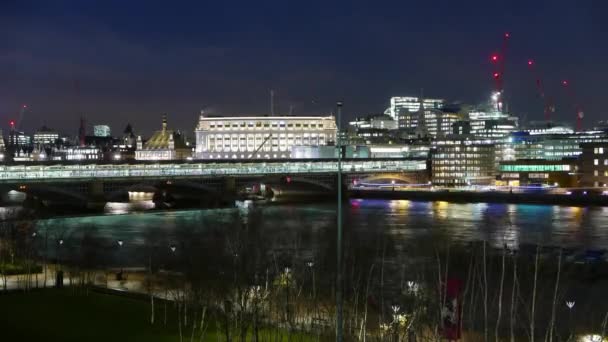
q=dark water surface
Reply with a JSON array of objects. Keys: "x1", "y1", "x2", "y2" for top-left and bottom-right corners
[{"x1": 33, "y1": 199, "x2": 608, "y2": 264}]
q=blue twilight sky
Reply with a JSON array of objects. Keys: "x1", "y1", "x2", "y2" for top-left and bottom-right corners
[{"x1": 0, "y1": 0, "x2": 606, "y2": 136}]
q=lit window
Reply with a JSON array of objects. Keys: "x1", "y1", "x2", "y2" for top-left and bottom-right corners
[{"x1": 595, "y1": 159, "x2": 599, "y2": 165}]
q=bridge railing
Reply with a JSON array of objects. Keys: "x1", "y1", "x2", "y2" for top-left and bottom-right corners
[{"x1": 0, "y1": 159, "x2": 426, "y2": 183}]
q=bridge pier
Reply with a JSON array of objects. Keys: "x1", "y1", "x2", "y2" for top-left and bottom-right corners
[
  {"x1": 87, "y1": 180, "x2": 107, "y2": 209},
  {"x1": 223, "y1": 177, "x2": 237, "y2": 199}
]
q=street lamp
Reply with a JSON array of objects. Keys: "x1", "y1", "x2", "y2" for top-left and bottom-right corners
[
  {"x1": 336, "y1": 101, "x2": 344, "y2": 342},
  {"x1": 56, "y1": 239, "x2": 64, "y2": 288},
  {"x1": 306, "y1": 261, "x2": 315, "y2": 298},
  {"x1": 117, "y1": 240, "x2": 124, "y2": 278}
]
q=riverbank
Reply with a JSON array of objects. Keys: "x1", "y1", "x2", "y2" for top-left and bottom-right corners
[{"x1": 350, "y1": 188, "x2": 608, "y2": 206}]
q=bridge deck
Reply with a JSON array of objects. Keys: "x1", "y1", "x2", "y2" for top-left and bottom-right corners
[{"x1": 0, "y1": 159, "x2": 427, "y2": 183}]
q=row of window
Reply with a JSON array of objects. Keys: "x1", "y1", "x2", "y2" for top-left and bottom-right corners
[{"x1": 204, "y1": 122, "x2": 326, "y2": 129}]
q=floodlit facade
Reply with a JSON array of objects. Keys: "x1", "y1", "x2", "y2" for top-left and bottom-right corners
[
  {"x1": 432, "y1": 136, "x2": 496, "y2": 186},
  {"x1": 136, "y1": 115, "x2": 191, "y2": 161},
  {"x1": 195, "y1": 113, "x2": 337, "y2": 159},
  {"x1": 94, "y1": 125, "x2": 112, "y2": 137}
]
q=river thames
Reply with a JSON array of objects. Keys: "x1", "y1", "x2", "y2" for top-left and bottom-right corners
[{"x1": 32, "y1": 199, "x2": 608, "y2": 264}]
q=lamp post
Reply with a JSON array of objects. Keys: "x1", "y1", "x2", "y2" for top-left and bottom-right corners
[
  {"x1": 307, "y1": 261, "x2": 315, "y2": 299},
  {"x1": 56, "y1": 239, "x2": 64, "y2": 288},
  {"x1": 336, "y1": 101, "x2": 344, "y2": 342},
  {"x1": 31, "y1": 232, "x2": 37, "y2": 289},
  {"x1": 117, "y1": 240, "x2": 124, "y2": 280}
]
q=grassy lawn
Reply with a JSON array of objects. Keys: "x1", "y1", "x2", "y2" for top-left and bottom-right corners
[
  {"x1": 0, "y1": 288, "x2": 182, "y2": 342},
  {"x1": 0, "y1": 288, "x2": 322, "y2": 342}
]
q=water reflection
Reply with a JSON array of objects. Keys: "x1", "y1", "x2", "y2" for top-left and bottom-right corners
[{"x1": 32, "y1": 199, "x2": 608, "y2": 264}]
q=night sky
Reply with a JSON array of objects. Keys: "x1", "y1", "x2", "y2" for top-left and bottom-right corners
[{"x1": 1, "y1": 0, "x2": 606, "y2": 136}]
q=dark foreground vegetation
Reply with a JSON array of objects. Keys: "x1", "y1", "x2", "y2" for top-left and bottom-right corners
[{"x1": 3, "y1": 208, "x2": 608, "y2": 341}]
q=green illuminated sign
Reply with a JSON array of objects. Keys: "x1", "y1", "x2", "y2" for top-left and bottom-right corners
[{"x1": 499, "y1": 164, "x2": 570, "y2": 172}]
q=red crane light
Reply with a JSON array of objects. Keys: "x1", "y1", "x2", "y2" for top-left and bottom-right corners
[
  {"x1": 527, "y1": 60, "x2": 534, "y2": 66},
  {"x1": 504, "y1": 32, "x2": 510, "y2": 38},
  {"x1": 22, "y1": 104, "x2": 27, "y2": 109},
  {"x1": 9, "y1": 120, "x2": 15, "y2": 126},
  {"x1": 493, "y1": 72, "x2": 500, "y2": 79},
  {"x1": 491, "y1": 54, "x2": 499, "y2": 62}
]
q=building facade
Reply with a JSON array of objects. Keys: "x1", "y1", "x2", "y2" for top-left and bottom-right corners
[
  {"x1": 94, "y1": 125, "x2": 112, "y2": 137},
  {"x1": 33, "y1": 126, "x2": 59, "y2": 145},
  {"x1": 195, "y1": 113, "x2": 337, "y2": 159},
  {"x1": 135, "y1": 115, "x2": 191, "y2": 161},
  {"x1": 497, "y1": 159, "x2": 578, "y2": 187},
  {"x1": 432, "y1": 136, "x2": 496, "y2": 186},
  {"x1": 508, "y1": 131, "x2": 608, "y2": 161},
  {"x1": 386, "y1": 96, "x2": 444, "y2": 121},
  {"x1": 580, "y1": 143, "x2": 608, "y2": 187}
]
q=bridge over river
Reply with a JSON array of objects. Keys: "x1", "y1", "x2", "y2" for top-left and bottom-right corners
[{"x1": 0, "y1": 158, "x2": 429, "y2": 209}]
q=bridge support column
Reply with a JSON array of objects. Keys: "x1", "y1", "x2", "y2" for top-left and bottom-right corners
[
  {"x1": 223, "y1": 177, "x2": 236, "y2": 195},
  {"x1": 88, "y1": 181, "x2": 106, "y2": 209}
]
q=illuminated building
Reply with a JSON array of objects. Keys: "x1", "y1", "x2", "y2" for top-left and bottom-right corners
[
  {"x1": 136, "y1": 115, "x2": 191, "y2": 161},
  {"x1": 33, "y1": 126, "x2": 59, "y2": 145},
  {"x1": 348, "y1": 114, "x2": 397, "y2": 144},
  {"x1": 397, "y1": 100, "x2": 460, "y2": 138},
  {"x1": 52, "y1": 146, "x2": 103, "y2": 161},
  {"x1": 94, "y1": 125, "x2": 111, "y2": 137},
  {"x1": 195, "y1": 112, "x2": 337, "y2": 159},
  {"x1": 432, "y1": 135, "x2": 496, "y2": 186},
  {"x1": 291, "y1": 145, "x2": 370, "y2": 159},
  {"x1": 508, "y1": 131, "x2": 608, "y2": 160},
  {"x1": 8, "y1": 131, "x2": 31, "y2": 147},
  {"x1": 580, "y1": 143, "x2": 608, "y2": 187},
  {"x1": 497, "y1": 159, "x2": 578, "y2": 187},
  {"x1": 386, "y1": 96, "x2": 444, "y2": 121}
]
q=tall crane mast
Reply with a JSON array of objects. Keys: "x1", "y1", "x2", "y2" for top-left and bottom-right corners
[
  {"x1": 527, "y1": 59, "x2": 555, "y2": 123},
  {"x1": 562, "y1": 80, "x2": 584, "y2": 132},
  {"x1": 490, "y1": 32, "x2": 510, "y2": 112},
  {"x1": 16, "y1": 104, "x2": 27, "y2": 131}
]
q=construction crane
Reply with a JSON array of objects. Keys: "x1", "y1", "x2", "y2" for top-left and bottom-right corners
[
  {"x1": 527, "y1": 59, "x2": 555, "y2": 123},
  {"x1": 490, "y1": 32, "x2": 510, "y2": 112},
  {"x1": 561, "y1": 79, "x2": 584, "y2": 131},
  {"x1": 16, "y1": 104, "x2": 27, "y2": 131}
]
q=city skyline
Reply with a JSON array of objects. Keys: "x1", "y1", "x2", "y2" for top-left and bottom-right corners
[{"x1": 2, "y1": 1, "x2": 606, "y2": 134}]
